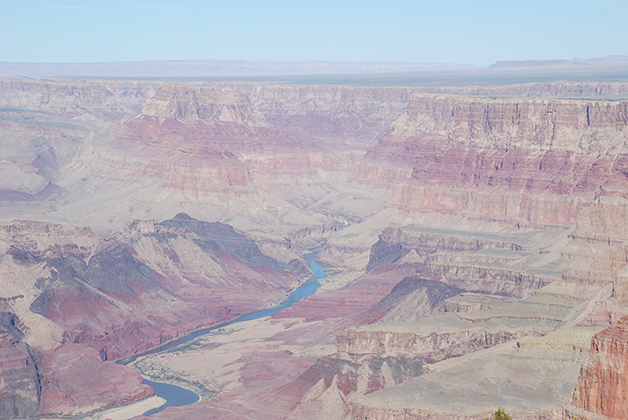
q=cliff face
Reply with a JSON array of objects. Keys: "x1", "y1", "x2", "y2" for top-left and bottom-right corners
[
  {"x1": 365, "y1": 227, "x2": 548, "y2": 298},
  {"x1": 354, "y1": 95, "x2": 628, "y2": 226},
  {"x1": 367, "y1": 227, "x2": 524, "y2": 272},
  {"x1": 390, "y1": 95, "x2": 628, "y2": 152},
  {"x1": 0, "y1": 77, "x2": 155, "y2": 116},
  {"x1": 244, "y1": 84, "x2": 413, "y2": 144},
  {"x1": 573, "y1": 317, "x2": 628, "y2": 419},
  {"x1": 337, "y1": 326, "x2": 527, "y2": 362},
  {"x1": 224, "y1": 82, "x2": 628, "y2": 147}
]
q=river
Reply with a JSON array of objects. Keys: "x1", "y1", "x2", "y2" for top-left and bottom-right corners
[{"x1": 119, "y1": 253, "x2": 325, "y2": 417}]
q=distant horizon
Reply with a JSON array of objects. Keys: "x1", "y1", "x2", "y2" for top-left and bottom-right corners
[
  {"x1": 1, "y1": 54, "x2": 627, "y2": 69},
  {"x1": 2, "y1": 55, "x2": 628, "y2": 87},
  {"x1": 1, "y1": 1, "x2": 626, "y2": 67}
]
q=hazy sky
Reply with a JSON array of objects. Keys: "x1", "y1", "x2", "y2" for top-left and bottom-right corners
[{"x1": 1, "y1": 0, "x2": 626, "y2": 67}]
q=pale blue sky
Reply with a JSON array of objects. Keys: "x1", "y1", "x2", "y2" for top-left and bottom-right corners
[{"x1": 1, "y1": 0, "x2": 626, "y2": 67}]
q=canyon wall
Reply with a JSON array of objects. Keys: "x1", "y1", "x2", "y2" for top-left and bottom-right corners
[
  {"x1": 573, "y1": 317, "x2": 628, "y2": 419},
  {"x1": 354, "y1": 95, "x2": 628, "y2": 227}
]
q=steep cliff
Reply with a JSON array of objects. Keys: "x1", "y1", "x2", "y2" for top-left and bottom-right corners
[
  {"x1": 354, "y1": 95, "x2": 628, "y2": 226},
  {"x1": 572, "y1": 317, "x2": 628, "y2": 419}
]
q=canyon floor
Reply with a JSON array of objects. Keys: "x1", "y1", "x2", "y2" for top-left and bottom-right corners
[{"x1": 2, "y1": 69, "x2": 628, "y2": 419}]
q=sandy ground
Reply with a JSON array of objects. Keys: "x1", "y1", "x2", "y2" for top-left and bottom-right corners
[{"x1": 82, "y1": 396, "x2": 166, "y2": 420}]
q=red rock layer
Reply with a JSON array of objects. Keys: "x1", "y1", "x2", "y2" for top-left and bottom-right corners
[
  {"x1": 573, "y1": 316, "x2": 628, "y2": 419},
  {"x1": 101, "y1": 84, "x2": 339, "y2": 199},
  {"x1": 114, "y1": 83, "x2": 321, "y2": 155},
  {"x1": 355, "y1": 95, "x2": 628, "y2": 226}
]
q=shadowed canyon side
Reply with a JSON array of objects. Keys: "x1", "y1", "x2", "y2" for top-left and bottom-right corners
[{"x1": 3, "y1": 77, "x2": 628, "y2": 419}]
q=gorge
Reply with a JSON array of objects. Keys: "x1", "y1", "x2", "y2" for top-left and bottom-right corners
[{"x1": 1, "y1": 67, "x2": 628, "y2": 419}]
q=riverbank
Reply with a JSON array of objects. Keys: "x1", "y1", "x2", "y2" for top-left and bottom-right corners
[{"x1": 122, "y1": 252, "x2": 326, "y2": 417}]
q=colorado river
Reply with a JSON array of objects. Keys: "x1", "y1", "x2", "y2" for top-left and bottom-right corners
[{"x1": 119, "y1": 253, "x2": 325, "y2": 417}]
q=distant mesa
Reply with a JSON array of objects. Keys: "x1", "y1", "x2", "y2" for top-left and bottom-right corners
[
  {"x1": 489, "y1": 55, "x2": 628, "y2": 68},
  {"x1": 489, "y1": 59, "x2": 574, "y2": 68}
]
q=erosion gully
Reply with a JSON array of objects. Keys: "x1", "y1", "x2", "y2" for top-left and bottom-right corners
[{"x1": 117, "y1": 252, "x2": 326, "y2": 417}]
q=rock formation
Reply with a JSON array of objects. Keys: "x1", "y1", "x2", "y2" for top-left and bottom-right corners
[{"x1": 572, "y1": 317, "x2": 628, "y2": 419}]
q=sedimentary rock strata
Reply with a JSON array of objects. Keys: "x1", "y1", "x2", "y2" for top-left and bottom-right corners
[
  {"x1": 573, "y1": 317, "x2": 628, "y2": 419},
  {"x1": 1, "y1": 77, "x2": 628, "y2": 419}
]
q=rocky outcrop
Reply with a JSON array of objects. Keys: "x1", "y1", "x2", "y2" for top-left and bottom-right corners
[
  {"x1": 367, "y1": 227, "x2": 524, "y2": 271},
  {"x1": 350, "y1": 404, "x2": 563, "y2": 420},
  {"x1": 284, "y1": 354, "x2": 423, "y2": 405},
  {"x1": 362, "y1": 277, "x2": 463, "y2": 324},
  {"x1": 572, "y1": 316, "x2": 628, "y2": 419}
]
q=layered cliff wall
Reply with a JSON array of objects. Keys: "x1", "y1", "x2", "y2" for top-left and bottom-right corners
[
  {"x1": 573, "y1": 317, "x2": 628, "y2": 419},
  {"x1": 0, "y1": 78, "x2": 155, "y2": 115},
  {"x1": 353, "y1": 95, "x2": 628, "y2": 226}
]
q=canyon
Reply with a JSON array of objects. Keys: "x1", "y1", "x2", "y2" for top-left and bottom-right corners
[{"x1": 1, "y1": 72, "x2": 628, "y2": 419}]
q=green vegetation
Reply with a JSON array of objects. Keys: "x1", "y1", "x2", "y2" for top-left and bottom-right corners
[{"x1": 487, "y1": 407, "x2": 511, "y2": 420}]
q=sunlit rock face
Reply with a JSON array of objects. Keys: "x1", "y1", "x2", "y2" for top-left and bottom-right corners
[
  {"x1": 355, "y1": 95, "x2": 628, "y2": 227},
  {"x1": 573, "y1": 317, "x2": 628, "y2": 419}
]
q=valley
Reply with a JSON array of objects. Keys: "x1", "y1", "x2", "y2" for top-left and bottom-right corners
[{"x1": 1, "y1": 74, "x2": 628, "y2": 419}]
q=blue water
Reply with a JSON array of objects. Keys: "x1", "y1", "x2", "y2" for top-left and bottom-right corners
[
  {"x1": 142, "y1": 379, "x2": 199, "y2": 416},
  {"x1": 135, "y1": 252, "x2": 325, "y2": 417}
]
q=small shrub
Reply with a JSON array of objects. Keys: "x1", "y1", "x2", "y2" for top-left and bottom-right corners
[{"x1": 488, "y1": 407, "x2": 511, "y2": 420}]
